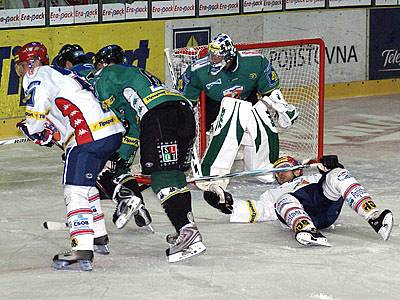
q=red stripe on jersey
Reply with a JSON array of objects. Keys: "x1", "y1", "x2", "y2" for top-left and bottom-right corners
[
  {"x1": 343, "y1": 183, "x2": 361, "y2": 200},
  {"x1": 70, "y1": 229, "x2": 94, "y2": 237},
  {"x1": 55, "y1": 97, "x2": 94, "y2": 145},
  {"x1": 94, "y1": 214, "x2": 105, "y2": 222},
  {"x1": 67, "y1": 208, "x2": 93, "y2": 218},
  {"x1": 88, "y1": 194, "x2": 100, "y2": 202}
]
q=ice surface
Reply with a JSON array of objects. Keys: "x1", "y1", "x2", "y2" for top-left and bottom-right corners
[{"x1": 0, "y1": 95, "x2": 399, "y2": 299}]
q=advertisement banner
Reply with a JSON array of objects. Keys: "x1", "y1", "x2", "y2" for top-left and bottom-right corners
[
  {"x1": 74, "y1": 4, "x2": 98, "y2": 24},
  {"x1": 0, "y1": 21, "x2": 165, "y2": 137},
  {"x1": 173, "y1": 27, "x2": 211, "y2": 48},
  {"x1": 152, "y1": 0, "x2": 195, "y2": 19},
  {"x1": 243, "y1": 0, "x2": 283, "y2": 13},
  {"x1": 49, "y1": 6, "x2": 74, "y2": 25},
  {"x1": 103, "y1": 3, "x2": 126, "y2": 22},
  {"x1": 199, "y1": 0, "x2": 239, "y2": 16},
  {"x1": 369, "y1": 8, "x2": 400, "y2": 80},
  {"x1": 0, "y1": 8, "x2": 42, "y2": 28},
  {"x1": 286, "y1": 0, "x2": 325, "y2": 10},
  {"x1": 329, "y1": 0, "x2": 371, "y2": 7},
  {"x1": 375, "y1": 0, "x2": 398, "y2": 5},
  {"x1": 126, "y1": 2, "x2": 148, "y2": 20}
]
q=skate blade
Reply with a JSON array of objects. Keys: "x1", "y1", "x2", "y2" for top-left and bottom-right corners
[
  {"x1": 378, "y1": 212, "x2": 393, "y2": 241},
  {"x1": 167, "y1": 241, "x2": 206, "y2": 263},
  {"x1": 295, "y1": 232, "x2": 332, "y2": 247},
  {"x1": 115, "y1": 202, "x2": 142, "y2": 229},
  {"x1": 53, "y1": 259, "x2": 93, "y2": 271},
  {"x1": 94, "y1": 244, "x2": 110, "y2": 255}
]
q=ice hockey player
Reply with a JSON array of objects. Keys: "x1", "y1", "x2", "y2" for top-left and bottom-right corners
[
  {"x1": 93, "y1": 53, "x2": 206, "y2": 262},
  {"x1": 14, "y1": 42, "x2": 125, "y2": 271},
  {"x1": 227, "y1": 155, "x2": 393, "y2": 246},
  {"x1": 92, "y1": 44, "x2": 153, "y2": 231},
  {"x1": 179, "y1": 33, "x2": 298, "y2": 213}
]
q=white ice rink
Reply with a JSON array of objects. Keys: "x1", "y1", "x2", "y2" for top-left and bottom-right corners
[{"x1": 0, "y1": 95, "x2": 399, "y2": 300}]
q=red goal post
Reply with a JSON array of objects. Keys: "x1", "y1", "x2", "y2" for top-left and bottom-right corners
[{"x1": 165, "y1": 38, "x2": 325, "y2": 162}]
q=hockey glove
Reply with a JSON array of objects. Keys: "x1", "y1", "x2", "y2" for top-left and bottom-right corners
[
  {"x1": 262, "y1": 89, "x2": 289, "y2": 113},
  {"x1": 108, "y1": 152, "x2": 132, "y2": 175},
  {"x1": 318, "y1": 155, "x2": 344, "y2": 173},
  {"x1": 203, "y1": 184, "x2": 233, "y2": 214},
  {"x1": 16, "y1": 119, "x2": 54, "y2": 147}
]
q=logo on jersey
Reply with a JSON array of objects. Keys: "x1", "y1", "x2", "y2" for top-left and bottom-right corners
[
  {"x1": 223, "y1": 85, "x2": 243, "y2": 99},
  {"x1": 249, "y1": 73, "x2": 257, "y2": 80},
  {"x1": 160, "y1": 143, "x2": 178, "y2": 164},
  {"x1": 101, "y1": 95, "x2": 115, "y2": 110},
  {"x1": 205, "y1": 78, "x2": 222, "y2": 89}
]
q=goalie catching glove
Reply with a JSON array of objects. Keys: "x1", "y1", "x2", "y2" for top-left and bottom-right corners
[
  {"x1": 16, "y1": 119, "x2": 55, "y2": 147},
  {"x1": 262, "y1": 89, "x2": 298, "y2": 128},
  {"x1": 203, "y1": 184, "x2": 233, "y2": 214}
]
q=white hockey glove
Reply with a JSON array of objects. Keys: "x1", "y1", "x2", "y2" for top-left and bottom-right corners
[
  {"x1": 276, "y1": 107, "x2": 299, "y2": 129},
  {"x1": 262, "y1": 89, "x2": 289, "y2": 113},
  {"x1": 262, "y1": 90, "x2": 298, "y2": 129}
]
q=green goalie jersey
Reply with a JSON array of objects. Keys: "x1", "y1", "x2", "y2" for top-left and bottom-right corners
[
  {"x1": 94, "y1": 64, "x2": 188, "y2": 161},
  {"x1": 180, "y1": 51, "x2": 280, "y2": 103}
]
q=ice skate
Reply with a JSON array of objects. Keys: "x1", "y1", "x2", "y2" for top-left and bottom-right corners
[
  {"x1": 166, "y1": 223, "x2": 206, "y2": 263},
  {"x1": 112, "y1": 189, "x2": 142, "y2": 229},
  {"x1": 94, "y1": 234, "x2": 110, "y2": 255},
  {"x1": 53, "y1": 250, "x2": 93, "y2": 271},
  {"x1": 134, "y1": 203, "x2": 154, "y2": 232},
  {"x1": 295, "y1": 230, "x2": 332, "y2": 247},
  {"x1": 368, "y1": 209, "x2": 393, "y2": 241}
]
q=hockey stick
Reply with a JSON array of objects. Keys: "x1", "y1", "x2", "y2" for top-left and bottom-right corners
[
  {"x1": 0, "y1": 137, "x2": 30, "y2": 146},
  {"x1": 134, "y1": 163, "x2": 320, "y2": 185}
]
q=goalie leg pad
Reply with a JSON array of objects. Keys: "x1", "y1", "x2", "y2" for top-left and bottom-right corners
[{"x1": 64, "y1": 185, "x2": 94, "y2": 251}]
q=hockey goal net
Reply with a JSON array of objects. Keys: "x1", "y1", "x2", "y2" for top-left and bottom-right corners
[{"x1": 165, "y1": 38, "x2": 325, "y2": 162}]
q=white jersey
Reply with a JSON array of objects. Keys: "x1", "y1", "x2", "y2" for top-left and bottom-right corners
[
  {"x1": 22, "y1": 66, "x2": 125, "y2": 148},
  {"x1": 230, "y1": 174, "x2": 322, "y2": 223}
]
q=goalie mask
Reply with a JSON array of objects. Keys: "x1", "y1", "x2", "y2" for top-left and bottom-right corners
[
  {"x1": 55, "y1": 44, "x2": 89, "y2": 68},
  {"x1": 94, "y1": 44, "x2": 127, "y2": 69},
  {"x1": 14, "y1": 42, "x2": 49, "y2": 77},
  {"x1": 208, "y1": 33, "x2": 237, "y2": 75},
  {"x1": 273, "y1": 156, "x2": 303, "y2": 185}
]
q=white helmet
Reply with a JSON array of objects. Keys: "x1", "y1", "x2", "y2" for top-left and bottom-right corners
[{"x1": 208, "y1": 33, "x2": 237, "y2": 75}]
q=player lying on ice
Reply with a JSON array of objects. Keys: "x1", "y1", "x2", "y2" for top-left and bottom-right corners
[{"x1": 206, "y1": 155, "x2": 393, "y2": 246}]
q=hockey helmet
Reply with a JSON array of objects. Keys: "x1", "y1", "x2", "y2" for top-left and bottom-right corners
[
  {"x1": 273, "y1": 155, "x2": 303, "y2": 184},
  {"x1": 15, "y1": 42, "x2": 49, "y2": 65},
  {"x1": 14, "y1": 42, "x2": 49, "y2": 77},
  {"x1": 94, "y1": 44, "x2": 127, "y2": 69},
  {"x1": 208, "y1": 33, "x2": 237, "y2": 75},
  {"x1": 56, "y1": 44, "x2": 89, "y2": 68}
]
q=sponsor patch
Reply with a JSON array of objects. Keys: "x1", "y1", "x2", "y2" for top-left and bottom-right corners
[{"x1": 161, "y1": 144, "x2": 178, "y2": 163}]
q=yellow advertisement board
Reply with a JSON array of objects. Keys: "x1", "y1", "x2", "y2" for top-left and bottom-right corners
[{"x1": 0, "y1": 20, "x2": 165, "y2": 138}]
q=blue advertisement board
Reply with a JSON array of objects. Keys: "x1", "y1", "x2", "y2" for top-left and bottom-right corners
[{"x1": 369, "y1": 8, "x2": 400, "y2": 80}]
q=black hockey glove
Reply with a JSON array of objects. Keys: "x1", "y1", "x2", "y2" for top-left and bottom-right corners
[
  {"x1": 318, "y1": 155, "x2": 344, "y2": 174},
  {"x1": 108, "y1": 152, "x2": 132, "y2": 175},
  {"x1": 203, "y1": 191, "x2": 233, "y2": 214}
]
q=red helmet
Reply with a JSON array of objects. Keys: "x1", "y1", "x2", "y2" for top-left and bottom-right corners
[
  {"x1": 15, "y1": 42, "x2": 49, "y2": 65},
  {"x1": 273, "y1": 155, "x2": 303, "y2": 177}
]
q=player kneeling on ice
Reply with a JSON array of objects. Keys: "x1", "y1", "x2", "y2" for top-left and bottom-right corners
[
  {"x1": 14, "y1": 42, "x2": 125, "y2": 271},
  {"x1": 226, "y1": 155, "x2": 393, "y2": 246}
]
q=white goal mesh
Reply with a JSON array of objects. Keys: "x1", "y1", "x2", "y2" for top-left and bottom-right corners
[{"x1": 165, "y1": 38, "x2": 325, "y2": 162}]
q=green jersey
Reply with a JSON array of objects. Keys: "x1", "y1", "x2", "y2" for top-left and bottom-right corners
[
  {"x1": 181, "y1": 51, "x2": 280, "y2": 103},
  {"x1": 94, "y1": 64, "x2": 189, "y2": 161}
]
